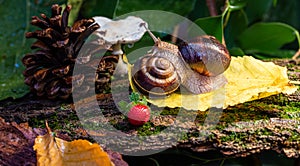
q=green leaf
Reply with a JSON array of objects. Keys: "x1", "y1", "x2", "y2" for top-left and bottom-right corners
[
  {"x1": 194, "y1": 16, "x2": 223, "y2": 42},
  {"x1": 118, "y1": 100, "x2": 131, "y2": 112},
  {"x1": 123, "y1": 35, "x2": 156, "y2": 63},
  {"x1": 229, "y1": 47, "x2": 245, "y2": 56},
  {"x1": 0, "y1": 0, "x2": 66, "y2": 100},
  {"x1": 248, "y1": 50, "x2": 296, "y2": 59},
  {"x1": 266, "y1": 0, "x2": 300, "y2": 33},
  {"x1": 115, "y1": 0, "x2": 196, "y2": 17},
  {"x1": 237, "y1": 22, "x2": 297, "y2": 52},
  {"x1": 0, "y1": 0, "x2": 28, "y2": 73},
  {"x1": 129, "y1": 92, "x2": 141, "y2": 104},
  {"x1": 188, "y1": 0, "x2": 210, "y2": 21},
  {"x1": 0, "y1": 74, "x2": 29, "y2": 100},
  {"x1": 129, "y1": 92, "x2": 148, "y2": 106},
  {"x1": 244, "y1": 0, "x2": 273, "y2": 24},
  {"x1": 228, "y1": 0, "x2": 247, "y2": 11},
  {"x1": 79, "y1": 0, "x2": 119, "y2": 19},
  {"x1": 224, "y1": 10, "x2": 248, "y2": 48},
  {"x1": 67, "y1": 0, "x2": 84, "y2": 25}
]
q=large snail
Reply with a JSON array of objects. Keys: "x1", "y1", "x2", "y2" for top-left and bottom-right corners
[{"x1": 132, "y1": 28, "x2": 231, "y2": 97}]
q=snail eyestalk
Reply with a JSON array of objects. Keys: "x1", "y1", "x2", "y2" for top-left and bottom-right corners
[{"x1": 143, "y1": 25, "x2": 159, "y2": 43}]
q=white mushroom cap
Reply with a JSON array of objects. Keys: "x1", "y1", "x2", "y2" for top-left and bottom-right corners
[
  {"x1": 92, "y1": 16, "x2": 111, "y2": 27},
  {"x1": 92, "y1": 16, "x2": 148, "y2": 55}
]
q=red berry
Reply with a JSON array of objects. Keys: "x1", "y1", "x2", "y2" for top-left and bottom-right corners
[{"x1": 127, "y1": 104, "x2": 150, "y2": 126}]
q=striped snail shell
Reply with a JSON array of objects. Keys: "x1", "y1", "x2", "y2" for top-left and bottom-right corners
[
  {"x1": 178, "y1": 35, "x2": 231, "y2": 77},
  {"x1": 132, "y1": 54, "x2": 180, "y2": 96}
]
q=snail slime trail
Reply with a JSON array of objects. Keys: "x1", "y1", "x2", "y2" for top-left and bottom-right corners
[{"x1": 132, "y1": 28, "x2": 231, "y2": 97}]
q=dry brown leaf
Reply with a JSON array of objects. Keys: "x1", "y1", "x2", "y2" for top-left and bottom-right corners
[
  {"x1": 33, "y1": 123, "x2": 113, "y2": 166},
  {"x1": 0, "y1": 117, "x2": 40, "y2": 165},
  {"x1": 147, "y1": 56, "x2": 298, "y2": 110}
]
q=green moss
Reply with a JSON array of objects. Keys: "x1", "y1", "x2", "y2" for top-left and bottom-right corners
[
  {"x1": 180, "y1": 133, "x2": 189, "y2": 141},
  {"x1": 137, "y1": 122, "x2": 166, "y2": 136},
  {"x1": 159, "y1": 107, "x2": 180, "y2": 115},
  {"x1": 220, "y1": 132, "x2": 248, "y2": 142},
  {"x1": 289, "y1": 131, "x2": 300, "y2": 141},
  {"x1": 274, "y1": 100, "x2": 300, "y2": 120},
  {"x1": 218, "y1": 102, "x2": 274, "y2": 124},
  {"x1": 26, "y1": 88, "x2": 299, "y2": 150},
  {"x1": 188, "y1": 92, "x2": 300, "y2": 146},
  {"x1": 93, "y1": 91, "x2": 299, "y2": 140}
]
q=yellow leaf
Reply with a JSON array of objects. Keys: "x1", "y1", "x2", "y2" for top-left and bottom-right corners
[
  {"x1": 147, "y1": 56, "x2": 298, "y2": 110},
  {"x1": 33, "y1": 123, "x2": 113, "y2": 166}
]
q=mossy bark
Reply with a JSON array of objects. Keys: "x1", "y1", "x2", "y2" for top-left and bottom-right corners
[{"x1": 0, "y1": 59, "x2": 299, "y2": 159}]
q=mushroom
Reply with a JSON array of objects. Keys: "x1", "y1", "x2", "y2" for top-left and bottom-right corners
[{"x1": 92, "y1": 16, "x2": 148, "y2": 76}]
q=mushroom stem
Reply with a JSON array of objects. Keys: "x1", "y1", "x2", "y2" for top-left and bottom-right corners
[
  {"x1": 114, "y1": 54, "x2": 128, "y2": 77},
  {"x1": 110, "y1": 44, "x2": 128, "y2": 77},
  {"x1": 111, "y1": 44, "x2": 123, "y2": 55}
]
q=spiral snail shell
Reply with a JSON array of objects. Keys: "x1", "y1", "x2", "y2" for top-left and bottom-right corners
[
  {"x1": 132, "y1": 55, "x2": 180, "y2": 96},
  {"x1": 132, "y1": 28, "x2": 231, "y2": 97},
  {"x1": 178, "y1": 35, "x2": 231, "y2": 76}
]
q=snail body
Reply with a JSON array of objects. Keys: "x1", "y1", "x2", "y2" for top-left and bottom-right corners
[{"x1": 132, "y1": 29, "x2": 231, "y2": 97}]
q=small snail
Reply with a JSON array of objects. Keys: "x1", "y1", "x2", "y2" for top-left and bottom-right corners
[
  {"x1": 178, "y1": 36, "x2": 231, "y2": 76},
  {"x1": 132, "y1": 28, "x2": 231, "y2": 97}
]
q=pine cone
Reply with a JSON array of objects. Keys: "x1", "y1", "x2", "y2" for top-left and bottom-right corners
[
  {"x1": 95, "y1": 55, "x2": 119, "y2": 94},
  {"x1": 22, "y1": 4, "x2": 100, "y2": 99}
]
